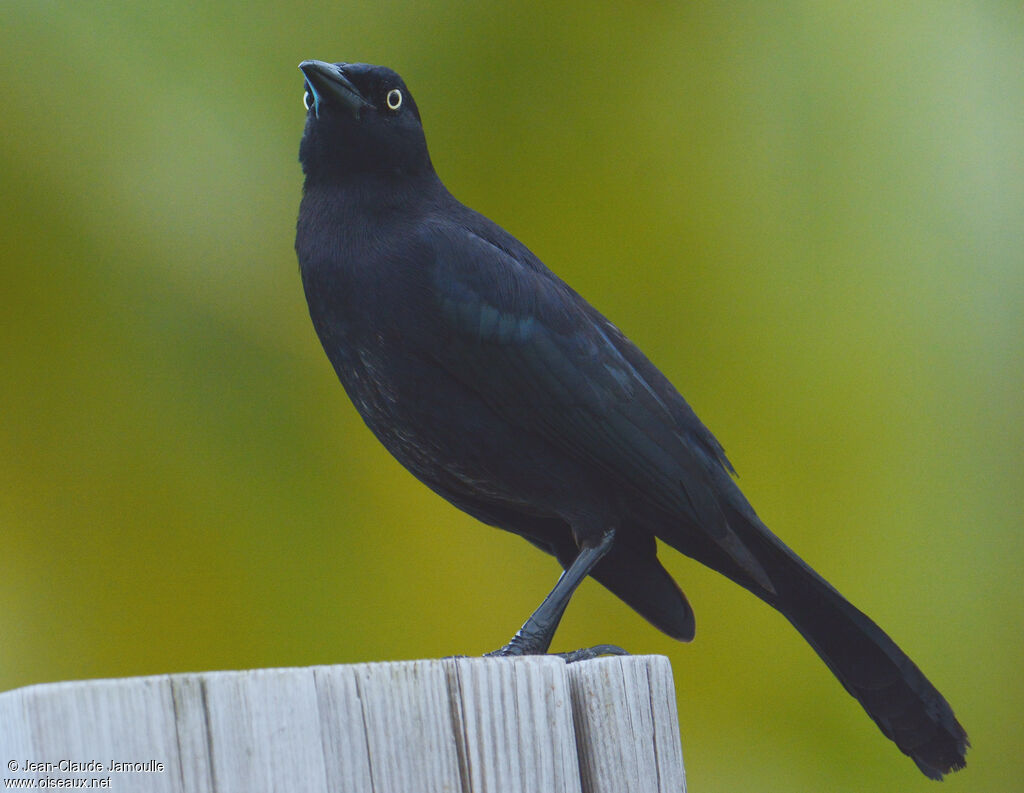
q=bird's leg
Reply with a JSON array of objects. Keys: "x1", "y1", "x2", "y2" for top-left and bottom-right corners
[{"x1": 486, "y1": 528, "x2": 628, "y2": 662}]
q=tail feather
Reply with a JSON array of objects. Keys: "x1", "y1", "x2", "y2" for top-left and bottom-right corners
[{"x1": 722, "y1": 503, "x2": 969, "y2": 779}]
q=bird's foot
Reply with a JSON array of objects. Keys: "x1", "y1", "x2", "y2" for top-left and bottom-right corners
[
  {"x1": 484, "y1": 636, "x2": 534, "y2": 658},
  {"x1": 485, "y1": 635, "x2": 629, "y2": 664},
  {"x1": 555, "y1": 644, "x2": 630, "y2": 663},
  {"x1": 483, "y1": 623, "x2": 552, "y2": 657}
]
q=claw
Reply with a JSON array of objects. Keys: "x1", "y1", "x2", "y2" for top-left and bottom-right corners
[
  {"x1": 557, "y1": 645, "x2": 630, "y2": 663},
  {"x1": 483, "y1": 642, "x2": 630, "y2": 663}
]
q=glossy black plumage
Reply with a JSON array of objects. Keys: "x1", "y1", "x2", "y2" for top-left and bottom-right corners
[{"x1": 294, "y1": 60, "x2": 967, "y2": 778}]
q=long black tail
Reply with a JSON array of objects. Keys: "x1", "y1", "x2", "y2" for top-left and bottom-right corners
[{"x1": 722, "y1": 503, "x2": 969, "y2": 779}]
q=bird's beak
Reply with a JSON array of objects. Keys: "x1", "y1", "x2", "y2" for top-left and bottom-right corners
[{"x1": 299, "y1": 60, "x2": 369, "y2": 119}]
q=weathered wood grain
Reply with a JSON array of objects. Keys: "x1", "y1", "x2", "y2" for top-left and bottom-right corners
[{"x1": 0, "y1": 656, "x2": 685, "y2": 793}]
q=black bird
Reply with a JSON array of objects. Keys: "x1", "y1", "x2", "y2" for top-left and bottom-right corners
[{"x1": 294, "y1": 60, "x2": 967, "y2": 779}]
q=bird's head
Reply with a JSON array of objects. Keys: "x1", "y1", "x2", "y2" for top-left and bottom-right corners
[{"x1": 298, "y1": 61, "x2": 432, "y2": 184}]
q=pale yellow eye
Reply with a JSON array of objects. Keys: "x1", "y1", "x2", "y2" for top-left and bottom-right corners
[
  {"x1": 386, "y1": 88, "x2": 402, "y2": 110},
  {"x1": 303, "y1": 90, "x2": 313, "y2": 111}
]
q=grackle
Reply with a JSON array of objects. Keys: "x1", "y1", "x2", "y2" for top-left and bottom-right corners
[{"x1": 294, "y1": 60, "x2": 967, "y2": 779}]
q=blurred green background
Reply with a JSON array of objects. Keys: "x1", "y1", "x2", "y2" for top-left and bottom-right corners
[{"x1": 2, "y1": 1, "x2": 1021, "y2": 790}]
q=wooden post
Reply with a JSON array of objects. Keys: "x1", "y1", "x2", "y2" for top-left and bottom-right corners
[{"x1": 0, "y1": 655, "x2": 685, "y2": 793}]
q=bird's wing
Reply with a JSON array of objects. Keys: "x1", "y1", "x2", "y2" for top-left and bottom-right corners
[{"x1": 420, "y1": 222, "x2": 771, "y2": 590}]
